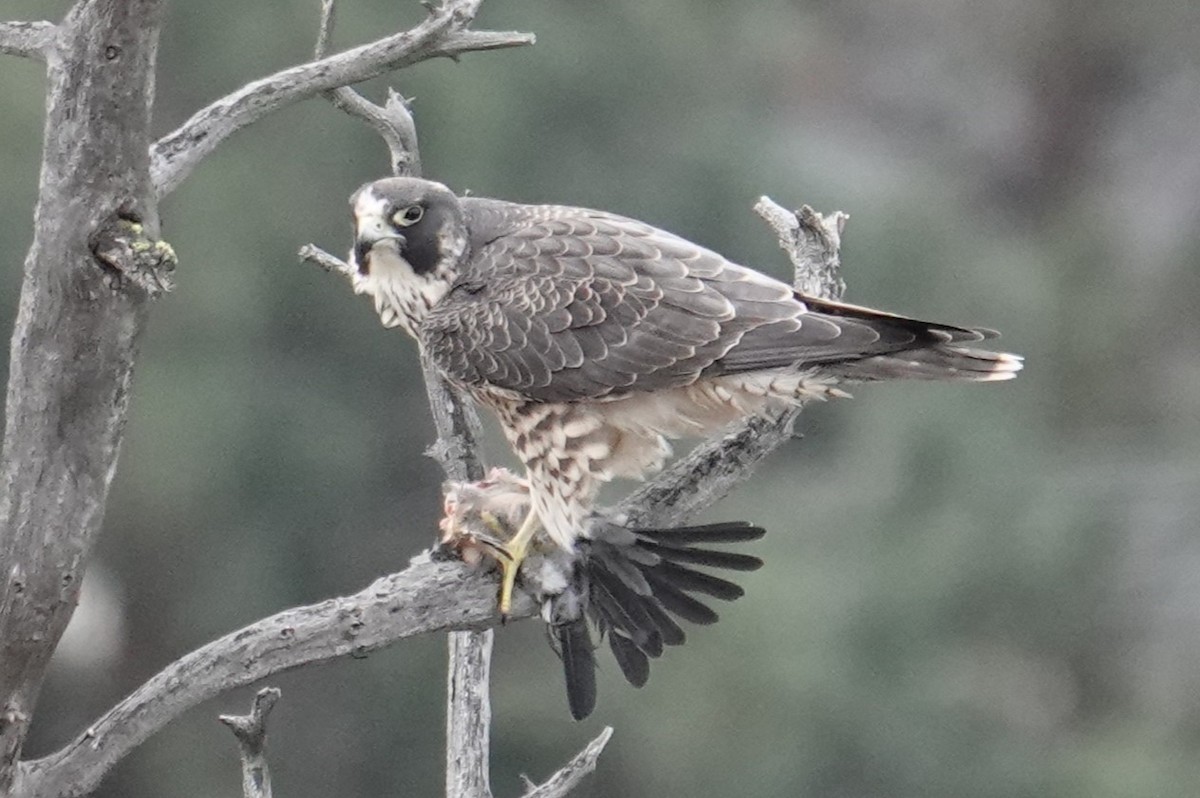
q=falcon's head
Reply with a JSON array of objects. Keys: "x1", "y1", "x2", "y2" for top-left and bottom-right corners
[{"x1": 349, "y1": 177, "x2": 468, "y2": 336}]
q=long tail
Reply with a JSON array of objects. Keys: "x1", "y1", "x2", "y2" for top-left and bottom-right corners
[
  {"x1": 830, "y1": 343, "x2": 1024, "y2": 382},
  {"x1": 802, "y1": 296, "x2": 1024, "y2": 383},
  {"x1": 548, "y1": 521, "x2": 765, "y2": 720}
]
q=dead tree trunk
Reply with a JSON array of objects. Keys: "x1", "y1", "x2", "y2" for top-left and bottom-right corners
[{"x1": 0, "y1": 3, "x2": 165, "y2": 790}]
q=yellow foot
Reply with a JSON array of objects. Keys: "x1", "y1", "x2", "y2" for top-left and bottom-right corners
[{"x1": 498, "y1": 510, "x2": 540, "y2": 620}]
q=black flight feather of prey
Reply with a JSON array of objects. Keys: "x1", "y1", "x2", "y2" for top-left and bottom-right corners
[
  {"x1": 547, "y1": 520, "x2": 765, "y2": 719},
  {"x1": 607, "y1": 631, "x2": 651, "y2": 687},
  {"x1": 553, "y1": 619, "x2": 597, "y2": 722}
]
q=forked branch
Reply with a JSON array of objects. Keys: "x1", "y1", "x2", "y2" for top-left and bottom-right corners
[
  {"x1": 521, "y1": 727, "x2": 614, "y2": 798},
  {"x1": 219, "y1": 688, "x2": 282, "y2": 798},
  {"x1": 150, "y1": 0, "x2": 533, "y2": 196},
  {"x1": 316, "y1": 0, "x2": 422, "y2": 177}
]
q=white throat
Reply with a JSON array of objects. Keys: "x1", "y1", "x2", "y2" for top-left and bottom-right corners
[{"x1": 353, "y1": 245, "x2": 452, "y2": 339}]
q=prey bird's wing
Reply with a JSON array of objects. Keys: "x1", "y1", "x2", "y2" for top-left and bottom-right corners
[{"x1": 420, "y1": 205, "x2": 989, "y2": 403}]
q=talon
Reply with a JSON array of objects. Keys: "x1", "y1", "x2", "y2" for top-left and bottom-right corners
[
  {"x1": 478, "y1": 511, "x2": 510, "y2": 547},
  {"x1": 436, "y1": 472, "x2": 539, "y2": 618}
]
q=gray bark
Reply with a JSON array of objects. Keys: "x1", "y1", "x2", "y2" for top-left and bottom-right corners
[
  {"x1": 219, "y1": 689, "x2": 281, "y2": 798},
  {"x1": 445, "y1": 630, "x2": 494, "y2": 798},
  {"x1": 17, "y1": 561, "x2": 534, "y2": 798},
  {"x1": 520, "y1": 727, "x2": 613, "y2": 798},
  {"x1": 420, "y1": 347, "x2": 495, "y2": 798},
  {"x1": 0, "y1": 22, "x2": 55, "y2": 62},
  {"x1": 0, "y1": 1, "x2": 164, "y2": 792}
]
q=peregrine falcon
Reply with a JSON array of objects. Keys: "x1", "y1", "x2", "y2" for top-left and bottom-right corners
[{"x1": 343, "y1": 176, "x2": 1021, "y2": 715}]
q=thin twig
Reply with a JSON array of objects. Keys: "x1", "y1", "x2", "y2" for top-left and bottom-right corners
[
  {"x1": 420, "y1": 350, "x2": 486, "y2": 484},
  {"x1": 315, "y1": 1, "x2": 422, "y2": 177},
  {"x1": 314, "y1": 0, "x2": 337, "y2": 58},
  {"x1": 218, "y1": 688, "x2": 281, "y2": 798},
  {"x1": 519, "y1": 727, "x2": 614, "y2": 798},
  {"x1": 150, "y1": 0, "x2": 533, "y2": 197},
  {"x1": 297, "y1": 243, "x2": 354, "y2": 278},
  {"x1": 338, "y1": 88, "x2": 424, "y2": 177},
  {"x1": 754, "y1": 196, "x2": 848, "y2": 300},
  {"x1": 0, "y1": 21, "x2": 55, "y2": 62}
]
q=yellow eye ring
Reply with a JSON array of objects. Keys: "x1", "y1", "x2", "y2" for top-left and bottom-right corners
[{"x1": 393, "y1": 205, "x2": 424, "y2": 227}]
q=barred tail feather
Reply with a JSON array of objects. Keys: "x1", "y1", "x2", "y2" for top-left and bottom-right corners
[
  {"x1": 588, "y1": 563, "x2": 664, "y2": 655},
  {"x1": 834, "y1": 345, "x2": 1024, "y2": 383},
  {"x1": 637, "y1": 541, "x2": 765, "y2": 571},
  {"x1": 795, "y1": 296, "x2": 1023, "y2": 383}
]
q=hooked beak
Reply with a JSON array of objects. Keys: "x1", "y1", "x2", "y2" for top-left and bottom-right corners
[{"x1": 353, "y1": 217, "x2": 405, "y2": 274}]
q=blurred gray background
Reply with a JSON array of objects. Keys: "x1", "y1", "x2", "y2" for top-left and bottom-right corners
[{"x1": 4, "y1": 0, "x2": 1200, "y2": 796}]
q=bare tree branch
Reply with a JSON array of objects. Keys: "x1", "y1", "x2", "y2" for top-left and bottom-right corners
[
  {"x1": 315, "y1": 1, "x2": 422, "y2": 177},
  {"x1": 219, "y1": 688, "x2": 281, "y2": 798},
  {"x1": 297, "y1": 243, "x2": 352, "y2": 277},
  {"x1": 0, "y1": 21, "x2": 56, "y2": 62},
  {"x1": 519, "y1": 727, "x2": 614, "y2": 798},
  {"x1": 620, "y1": 413, "x2": 800, "y2": 528},
  {"x1": 754, "y1": 196, "x2": 848, "y2": 299},
  {"x1": 0, "y1": 0, "x2": 165, "y2": 792},
  {"x1": 313, "y1": 0, "x2": 338, "y2": 60},
  {"x1": 343, "y1": 88, "x2": 425, "y2": 177},
  {"x1": 421, "y1": 351, "x2": 487, "y2": 484},
  {"x1": 15, "y1": 559, "x2": 537, "y2": 798},
  {"x1": 446, "y1": 630, "x2": 494, "y2": 798},
  {"x1": 150, "y1": 0, "x2": 533, "y2": 197}
]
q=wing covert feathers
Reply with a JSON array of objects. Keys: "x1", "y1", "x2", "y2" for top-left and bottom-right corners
[{"x1": 424, "y1": 202, "x2": 1021, "y2": 401}]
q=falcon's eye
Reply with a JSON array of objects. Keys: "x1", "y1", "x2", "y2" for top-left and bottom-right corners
[{"x1": 393, "y1": 205, "x2": 424, "y2": 227}]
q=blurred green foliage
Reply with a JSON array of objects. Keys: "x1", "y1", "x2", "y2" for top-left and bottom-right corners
[{"x1": 4, "y1": 0, "x2": 1200, "y2": 796}]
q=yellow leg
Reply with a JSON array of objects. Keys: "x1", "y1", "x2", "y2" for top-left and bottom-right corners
[{"x1": 498, "y1": 508, "x2": 540, "y2": 619}]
